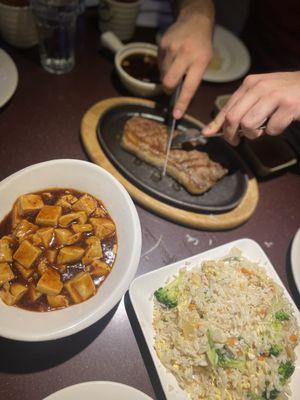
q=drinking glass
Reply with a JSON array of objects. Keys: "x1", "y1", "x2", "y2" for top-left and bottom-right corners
[{"x1": 31, "y1": 0, "x2": 79, "y2": 74}]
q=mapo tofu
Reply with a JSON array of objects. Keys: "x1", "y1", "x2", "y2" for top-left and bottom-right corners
[{"x1": 0, "y1": 189, "x2": 117, "y2": 311}]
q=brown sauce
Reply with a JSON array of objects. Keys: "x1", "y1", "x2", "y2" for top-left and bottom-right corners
[
  {"x1": 0, "y1": 188, "x2": 117, "y2": 312},
  {"x1": 121, "y1": 53, "x2": 160, "y2": 83}
]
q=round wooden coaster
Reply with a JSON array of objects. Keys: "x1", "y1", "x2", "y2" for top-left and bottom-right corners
[{"x1": 80, "y1": 97, "x2": 259, "y2": 230}]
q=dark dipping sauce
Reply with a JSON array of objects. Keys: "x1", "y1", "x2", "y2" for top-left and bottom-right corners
[
  {"x1": 0, "y1": 189, "x2": 117, "y2": 312},
  {"x1": 121, "y1": 53, "x2": 160, "y2": 83}
]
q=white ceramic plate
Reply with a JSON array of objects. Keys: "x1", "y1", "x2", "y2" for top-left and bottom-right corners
[
  {"x1": 291, "y1": 228, "x2": 300, "y2": 293},
  {"x1": 0, "y1": 48, "x2": 18, "y2": 108},
  {"x1": 203, "y1": 25, "x2": 250, "y2": 83},
  {"x1": 43, "y1": 381, "x2": 153, "y2": 400},
  {"x1": 0, "y1": 159, "x2": 142, "y2": 341},
  {"x1": 129, "y1": 238, "x2": 300, "y2": 400}
]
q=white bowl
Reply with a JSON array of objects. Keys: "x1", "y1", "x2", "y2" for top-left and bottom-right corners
[
  {"x1": 0, "y1": 159, "x2": 142, "y2": 341},
  {"x1": 101, "y1": 31, "x2": 163, "y2": 98},
  {"x1": 0, "y1": 3, "x2": 38, "y2": 49}
]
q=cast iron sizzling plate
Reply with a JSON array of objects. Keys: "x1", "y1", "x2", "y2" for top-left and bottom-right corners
[{"x1": 97, "y1": 103, "x2": 248, "y2": 213}]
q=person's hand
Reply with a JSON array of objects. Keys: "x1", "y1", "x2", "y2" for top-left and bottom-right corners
[
  {"x1": 202, "y1": 71, "x2": 300, "y2": 145},
  {"x1": 159, "y1": 0, "x2": 214, "y2": 119}
]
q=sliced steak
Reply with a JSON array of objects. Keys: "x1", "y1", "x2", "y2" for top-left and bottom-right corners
[{"x1": 121, "y1": 116, "x2": 228, "y2": 195}]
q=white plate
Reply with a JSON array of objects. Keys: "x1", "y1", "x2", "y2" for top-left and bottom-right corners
[
  {"x1": 0, "y1": 159, "x2": 141, "y2": 341},
  {"x1": 203, "y1": 25, "x2": 250, "y2": 83},
  {"x1": 43, "y1": 381, "x2": 153, "y2": 400},
  {"x1": 291, "y1": 228, "x2": 300, "y2": 293},
  {"x1": 129, "y1": 238, "x2": 300, "y2": 400},
  {"x1": 0, "y1": 48, "x2": 18, "y2": 108}
]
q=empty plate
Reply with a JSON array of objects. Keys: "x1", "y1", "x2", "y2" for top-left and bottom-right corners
[
  {"x1": 203, "y1": 25, "x2": 250, "y2": 83},
  {"x1": 291, "y1": 228, "x2": 300, "y2": 294},
  {"x1": 44, "y1": 381, "x2": 153, "y2": 400},
  {"x1": 0, "y1": 48, "x2": 18, "y2": 108}
]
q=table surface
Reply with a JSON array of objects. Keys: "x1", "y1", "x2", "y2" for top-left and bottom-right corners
[{"x1": 0, "y1": 10, "x2": 299, "y2": 400}]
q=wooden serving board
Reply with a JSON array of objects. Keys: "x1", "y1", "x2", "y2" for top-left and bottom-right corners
[{"x1": 80, "y1": 97, "x2": 259, "y2": 230}]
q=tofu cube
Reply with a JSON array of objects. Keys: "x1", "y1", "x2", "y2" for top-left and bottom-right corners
[
  {"x1": 47, "y1": 294, "x2": 69, "y2": 308},
  {"x1": 56, "y1": 194, "x2": 78, "y2": 209},
  {"x1": 28, "y1": 283, "x2": 43, "y2": 302},
  {"x1": 59, "y1": 211, "x2": 87, "y2": 227},
  {"x1": 10, "y1": 282, "x2": 28, "y2": 302},
  {"x1": 37, "y1": 259, "x2": 49, "y2": 276},
  {"x1": 36, "y1": 269, "x2": 63, "y2": 295},
  {"x1": 55, "y1": 229, "x2": 81, "y2": 246},
  {"x1": 37, "y1": 227, "x2": 54, "y2": 248},
  {"x1": 72, "y1": 194, "x2": 97, "y2": 215},
  {"x1": 57, "y1": 246, "x2": 85, "y2": 264},
  {"x1": 93, "y1": 207, "x2": 107, "y2": 218},
  {"x1": 0, "y1": 238, "x2": 13, "y2": 262},
  {"x1": 1, "y1": 283, "x2": 28, "y2": 306},
  {"x1": 19, "y1": 194, "x2": 44, "y2": 215},
  {"x1": 0, "y1": 262, "x2": 14, "y2": 285},
  {"x1": 90, "y1": 218, "x2": 116, "y2": 239},
  {"x1": 90, "y1": 260, "x2": 112, "y2": 277},
  {"x1": 46, "y1": 249, "x2": 58, "y2": 264},
  {"x1": 65, "y1": 272, "x2": 95, "y2": 303},
  {"x1": 0, "y1": 287, "x2": 15, "y2": 305},
  {"x1": 13, "y1": 240, "x2": 41, "y2": 268},
  {"x1": 72, "y1": 224, "x2": 93, "y2": 233},
  {"x1": 55, "y1": 228, "x2": 73, "y2": 246},
  {"x1": 15, "y1": 263, "x2": 34, "y2": 280},
  {"x1": 36, "y1": 206, "x2": 62, "y2": 227},
  {"x1": 12, "y1": 201, "x2": 22, "y2": 228},
  {"x1": 82, "y1": 240, "x2": 102, "y2": 265},
  {"x1": 14, "y1": 220, "x2": 38, "y2": 241},
  {"x1": 30, "y1": 233, "x2": 43, "y2": 246}
]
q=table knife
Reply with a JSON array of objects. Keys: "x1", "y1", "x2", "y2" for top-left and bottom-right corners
[{"x1": 162, "y1": 78, "x2": 184, "y2": 177}]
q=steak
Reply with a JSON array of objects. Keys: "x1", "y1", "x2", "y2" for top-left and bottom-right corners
[{"x1": 121, "y1": 116, "x2": 228, "y2": 195}]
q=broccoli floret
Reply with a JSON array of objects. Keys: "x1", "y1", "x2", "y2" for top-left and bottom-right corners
[
  {"x1": 216, "y1": 346, "x2": 245, "y2": 371},
  {"x1": 275, "y1": 310, "x2": 290, "y2": 321},
  {"x1": 154, "y1": 271, "x2": 184, "y2": 308},
  {"x1": 278, "y1": 360, "x2": 295, "y2": 384},
  {"x1": 262, "y1": 389, "x2": 280, "y2": 399},
  {"x1": 269, "y1": 345, "x2": 282, "y2": 357},
  {"x1": 206, "y1": 331, "x2": 218, "y2": 368}
]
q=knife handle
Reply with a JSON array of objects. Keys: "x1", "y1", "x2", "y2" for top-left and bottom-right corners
[{"x1": 169, "y1": 77, "x2": 184, "y2": 112}]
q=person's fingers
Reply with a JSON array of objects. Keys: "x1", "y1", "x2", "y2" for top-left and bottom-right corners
[
  {"x1": 159, "y1": 48, "x2": 176, "y2": 82},
  {"x1": 202, "y1": 74, "x2": 262, "y2": 135},
  {"x1": 173, "y1": 63, "x2": 205, "y2": 119},
  {"x1": 221, "y1": 88, "x2": 261, "y2": 142},
  {"x1": 265, "y1": 107, "x2": 294, "y2": 136},
  {"x1": 242, "y1": 127, "x2": 264, "y2": 140},
  {"x1": 224, "y1": 131, "x2": 241, "y2": 146},
  {"x1": 239, "y1": 97, "x2": 278, "y2": 138},
  {"x1": 162, "y1": 56, "x2": 189, "y2": 94},
  {"x1": 202, "y1": 86, "x2": 249, "y2": 136},
  {"x1": 202, "y1": 109, "x2": 226, "y2": 135}
]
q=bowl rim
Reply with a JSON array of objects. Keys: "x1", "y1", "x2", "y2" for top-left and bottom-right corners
[
  {"x1": 115, "y1": 42, "x2": 161, "y2": 90},
  {"x1": 0, "y1": 159, "x2": 142, "y2": 341},
  {"x1": 0, "y1": 2, "x2": 30, "y2": 10}
]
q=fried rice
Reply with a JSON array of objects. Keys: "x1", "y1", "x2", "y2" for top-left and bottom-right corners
[{"x1": 153, "y1": 249, "x2": 299, "y2": 400}]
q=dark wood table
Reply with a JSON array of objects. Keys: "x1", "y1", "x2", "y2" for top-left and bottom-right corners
[{"x1": 0, "y1": 10, "x2": 299, "y2": 400}]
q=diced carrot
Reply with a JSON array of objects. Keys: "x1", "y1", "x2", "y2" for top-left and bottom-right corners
[
  {"x1": 258, "y1": 355, "x2": 265, "y2": 362},
  {"x1": 227, "y1": 336, "x2": 237, "y2": 347},
  {"x1": 240, "y1": 267, "x2": 255, "y2": 276},
  {"x1": 188, "y1": 302, "x2": 196, "y2": 311},
  {"x1": 259, "y1": 308, "x2": 267, "y2": 317},
  {"x1": 290, "y1": 334, "x2": 298, "y2": 343}
]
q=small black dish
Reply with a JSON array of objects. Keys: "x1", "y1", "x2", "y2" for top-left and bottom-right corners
[{"x1": 97, "y1": 103, "x2": 248, "y2": 214}]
